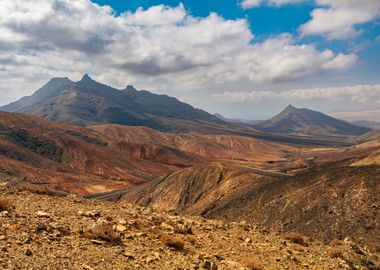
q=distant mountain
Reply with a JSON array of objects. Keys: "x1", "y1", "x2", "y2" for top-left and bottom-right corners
[
  {"x1": 0, "y1": 75, "x2": 222, "y2": 131},
  {"x1": 213, "y1": 113, "x2": 230, "y2": 121},
  {"x1": 351, "y1": 120, "x2": 380, "y2": 130},
  {"x1": 330, "y1": 109, "x2": 380, "y2": 122},
  {"x1": 214, "y1": 113, "x2": 263, "y2": 125},
  {"x1": 254, "y1": 105, "x2": 370, "y2": 136}
]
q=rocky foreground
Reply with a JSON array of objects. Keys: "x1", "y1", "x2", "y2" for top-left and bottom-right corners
[{"x1": 0, "y1": 188, "x2": 379, "y2": 270}]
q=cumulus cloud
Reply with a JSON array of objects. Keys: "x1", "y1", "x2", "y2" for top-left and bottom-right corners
[
  {"x1": 300, "y1": 0, "x2": 380, "y2": 39},
  {"x1": 240, "y1": 0, "x2": 302, "y2": 9},
  {"x1": 212, "y1": 84, "x2": 380, "y2": 103},
  {"x1": 0, "y1": 0, "x2": 358, "y2": 105}
]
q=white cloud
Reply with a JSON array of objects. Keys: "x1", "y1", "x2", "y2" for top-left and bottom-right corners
[
  {"x1": 300, "y1": 0, "x2": 380, "y2": 39},
  {"x1": 212, "y1": 84, "x2": 380, "y2": 103},
  {"x1": 240, "y1": 0, "x2": 302, "y2": 9},
  {"x1": 0, "y1": 0, "x2": 357, "y2": 105},
  {"x1": 122, "y1": 4, "x2": 186, "y2": 26}
]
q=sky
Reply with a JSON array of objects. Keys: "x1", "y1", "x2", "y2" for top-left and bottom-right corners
[{"x1": 0, "y1": 0, "x2": 379, "y2": 120}]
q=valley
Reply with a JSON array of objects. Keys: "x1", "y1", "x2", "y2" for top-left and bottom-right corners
[{"x1": 0, "y1": 76, "x2": 379, "y2": 269}]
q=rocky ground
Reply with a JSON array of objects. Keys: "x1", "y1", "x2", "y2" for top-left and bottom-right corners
[{"x1": 0, "y1": 187, "x2": 379, "y2": 270}]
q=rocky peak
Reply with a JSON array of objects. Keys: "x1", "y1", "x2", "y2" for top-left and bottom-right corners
[
  {"x1": 125, "y1": 85, "x2": 138, "y2": 92},
  {"x1": 80, "y1": 73, "x2": 93, "y2": 83}
]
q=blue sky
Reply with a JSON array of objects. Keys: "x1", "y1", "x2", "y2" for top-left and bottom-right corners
[
  {"x1": 0, "y1": 0, "x2": 379, "y2": 120},
  {"x1": 93, "y1": 0, "x2": 315, "y2": 36}
]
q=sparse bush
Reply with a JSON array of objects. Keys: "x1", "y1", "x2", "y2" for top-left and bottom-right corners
[
  {"x1": 329, "y1": 249, "x2": 344, "y2": 259},
  {"x1": 244, "y1": 258, "x2": 264, "y2": 270},
  {"x1": 290, "y1": 244, "x2": 305, "y2": 252},
  {"x1": 0, "y1": 196, "x2": 11, "y2": 211},
  {"x1": 174, "y1": 223, "x2": 193, "y2": 235},
  {"x1": 330, "y1": 239, "x2": 344, "y2": 247},
  {"x1": 23, "y1": 186, "x2": 66, "y2": 197},
  {"x1": 283, "y1": 232, "x2": 308, "y2": 247},
  {"x1": 84, "y1": 224, "x2": 122, "y2": 244},
  {"x1": 158, "y1": 232, "x2": 185, "y2": 250},
  {"x1": 186, "y1": 235, "x2": 197, "y2": 245}
]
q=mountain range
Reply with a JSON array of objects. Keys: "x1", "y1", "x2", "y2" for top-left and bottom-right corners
[
  {"x1": 1, "y1": 75, "x2": 370, "y2": 139},
  {"x1": 0, "y1": 75, "x2": 222, "y2": 131}
]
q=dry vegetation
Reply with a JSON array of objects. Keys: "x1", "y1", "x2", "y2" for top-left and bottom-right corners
[
  {"x1": 329, "y1": 249, "x2": 344, "y2": 259},
  {"x1": 158, "y1": 232, "x2": 186, "y2": 250},
  {"x1": 0, "y1": 196, "x2": 11, "y2": 211},
  {"x1": 283, "y1": 232, "x2": 308, "y2": 247},
  {"x1": 244, "y1": 258, "x2": 264, "y2": 270}
]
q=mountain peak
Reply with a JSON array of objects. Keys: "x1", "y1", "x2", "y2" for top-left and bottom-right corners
[
  {"x1": 80, "y1": 73, "x2": 93, "y2": 82},
  {"x1": 125, "y1": 85, "x2": 138, "y2": 92},
  {"x1": 283, "y1": 104, "x2": 298, "y2": 112}
]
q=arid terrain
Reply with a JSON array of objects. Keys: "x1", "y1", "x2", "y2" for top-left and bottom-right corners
[
  {"x1": 0, "y1": 187, "x2": 379, "y2": 270},
  {"x1": 0, "y1": 76, "x2": 379, "y2": 269},
  {"x1": 1, "y1": 0, "x2": 380, "y2": 268}
]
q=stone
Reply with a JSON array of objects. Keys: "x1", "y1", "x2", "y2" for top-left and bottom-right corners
[
  {"x1": 203, "y1": 260, "x2": 218, "y2": 270},
  {"x1": 79, "y1": 210, "x2": 100, "y2": 218},
  {"x1": 91, "y1": 239, "x2": 107, "y2": 245},
  {"x1": 114, "y1": 224, "x2": 127, "y2": 233},
  {"x1": 0, "y1": 211, "x2": 9, "y2": 217},
  {"x1": 117, "y1": 219, "x2": 127, "y2": 225},
  {"x1": 36, "y1": 211, "x2": 50, "y2": 218},
  {"x1": 25, "y1": 249, "x2": 33, "y2": 256},
  {"x1": 123, "y1": 251, "x2": 135, "y2": 259},
  {"x1": 160, "y1": 222, "x2": 175, "y2": 231}
]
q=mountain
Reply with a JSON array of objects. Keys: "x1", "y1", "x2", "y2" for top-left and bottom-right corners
[
  {"x1": 351, "y1": 120, "x2": 380, "y2": 130},
  {"x1": 331, "y1": 108, "x2": 380, "y2": 122},
  {"x1": 0, "y1": 75, "x2": 223, "y2": 131},
  {"x1": 254, "y1": 105, "x2": 370, "y2": 136}
]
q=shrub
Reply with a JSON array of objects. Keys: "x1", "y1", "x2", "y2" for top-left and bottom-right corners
[
  {"x1": 244, "y1": 258, "x2": 264, "y2": 270},
  {"x1": 0, "y1": 196, "x2": 11, "y2": 211},
  {"x1": 158, "y1": 232, "x2": 185, "y2": 250},
  {"x1": 283, "y1": 232, "x2": 308, "y2": 247},
  {"x1": 330, "y1": 239, "x2": 344, "y2": 247},
  {"x1": 22, "y1": 186, "x2": 66, "y2": 197},
  {"x1": 186, "y1": 235, "x2": 198, "y2": 245},
  {"x1": 329, "y1": 249, "x2": 344, "y2": 259}
]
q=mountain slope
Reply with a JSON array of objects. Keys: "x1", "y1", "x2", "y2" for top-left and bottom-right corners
[
  {"x1": 0, "y1": 111, "x2": 203, "y2": 194},
  {"x1": 255, "y1": 105, "x2": 370, "y2": 136},
  {"x1": 355, "y1": 129, "x2": 380, "y2": 144},
  {"x1": 1, "y1": 77, "x2": 75, "y2": 112},
  {"x1": 122, "y1": 151, "x2": 380, "y2": 250},
  {"x1": 0, "y1": 75, "x2": 222, "y2": 131},
  {"x1": 90, "y1": 124, "x2": 297, "y2": 167}
]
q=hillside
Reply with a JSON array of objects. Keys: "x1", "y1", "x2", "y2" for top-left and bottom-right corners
[
  {"x1": 255, "y1": 105, "x2": 370, "y2": 137},
  {"x1": 90, "y1": 124, "x2": 297, "y2": 168},
  {"x1": 0, "y1": 111, "x2": 203, "y2": 194},
  {"x1": 0, "y1": 75, "x2": 222, "y2": 132},
  {"x1": 0, "y1": 186, "x2": 378, "y2": 269},
  {"x1": 122, "y1": 147, "x2": 380, "y2": 251},
  {"x1": 355, "y1": 129, "x2": 380, "y2": 144}
]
